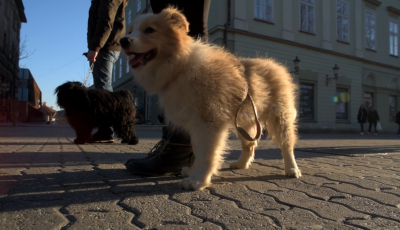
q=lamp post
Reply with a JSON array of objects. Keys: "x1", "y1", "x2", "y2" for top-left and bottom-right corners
[
  {"x1": 290, "y1": 56, "x2": 301, "y2": 75},
  {"x1": 326, "y1": 64, "x2": 340, "y2": 86}
]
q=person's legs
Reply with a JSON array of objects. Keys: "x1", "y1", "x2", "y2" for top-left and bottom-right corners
[
  {"x1": 90, "y1": 50, "x2": 120, "y2": 141},
  {"x1": 398, "y1": 124, "x2": 400, "y2": 135},
  {"x1": 360, "y1": 123, "x2": 364, "y2": 134},
  {"x1": 125, "y1": 0, "x2": 210, "y2": 176},
  {"x1": 373, "y1": 122, "x2": 377, "y2": 134},
  {"x1": 368, "y1": 122, "x2": 372, "y2": 134}
]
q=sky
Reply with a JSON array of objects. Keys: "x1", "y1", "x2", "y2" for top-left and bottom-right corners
[{"x1": 20, "y1": 1, "x2": 93, "y2": 110}]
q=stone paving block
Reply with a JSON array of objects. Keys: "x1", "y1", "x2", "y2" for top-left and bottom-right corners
[
  {"x1": 210, "y1": 183, "x2": 289, "y2": 212},
  {"x1": 267, "y1": 177, "x2": 351, "y2": 201},
  {"x1": 171, "y1": 189, "x2": 220, "y2": 204},
  {"x1": 120, "y1": 193, "x2": 204, "y2": 229},
  {"x1": 3, "y1": 178, "x2": 65, "y2": 202},
  {"x1": 270, "y1": 207, "x2": 353, "y2": 230},
  {"x1": 63, "y1": 186, "x2": 121, "y2": 214},
  {"x1": 0, "y1": 201, "x2": 68, "y2": 230},
  {"x1": 188, "y1": 199, "x2": 278, "y2": 229},
  {"x1": 66, "y1": 211, "x2": 138, "y2": 230},
  {"x1": 314, "y1": 173, "x2": 399, "y2": 191},
  {"x1": 322, "y1": 181, "x2": 400, "y2": 207},
  {"x1": 156, "y1": 222, "x2": 223, "y2": 230},
  {"x1": 242, "y1": 181, "x2": 366, "y2": 222},
  {"x1": 331, "y1": 196, "x2": 400, "y2": 222},
  {"x1": 346, "y1": 217, "x2": 400, "y2": 229},
  {"x1": 61, "y1": 169, "x2": 105, "y2": 186}
]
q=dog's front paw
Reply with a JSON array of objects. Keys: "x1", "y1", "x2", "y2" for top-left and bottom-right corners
[
  {"x1": 230, "y1": 161, "x2": 249, "y2": 169},
  {"x1": 285, "y1": 167, "x2": 302, "y2": 178},
  {"x1": 179, "y1": 177, "x2": 209, "y2": 191},
  {"x1": 128, "y1": 137, "x2": 139, "y2": 145}
]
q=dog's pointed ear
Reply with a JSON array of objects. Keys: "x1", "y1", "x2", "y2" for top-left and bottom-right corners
[{"x1": 159, "y1": 7, "x2": 189, "y2": 33}]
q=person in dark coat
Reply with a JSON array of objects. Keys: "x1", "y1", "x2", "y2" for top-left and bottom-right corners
[
  {"x1": 357, "y1": 104, "x2": 368, "y2": 135},
  {"x1": 367, "y1": 106, "x2": 380, "y2": 135},
  {"x1": 396, "y1": 111, "x2": 400, "y2": 136}
]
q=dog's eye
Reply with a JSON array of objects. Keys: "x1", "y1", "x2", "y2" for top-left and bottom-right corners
[{"x1": 144, "y1": 27, "x2": 155, "y2": 34}]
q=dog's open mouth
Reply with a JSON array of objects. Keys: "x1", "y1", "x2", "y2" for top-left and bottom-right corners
[{"x1": 128, "y1": 49, "x2": 157, "y2": 69}]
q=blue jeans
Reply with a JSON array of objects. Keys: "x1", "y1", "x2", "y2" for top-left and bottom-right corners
[
  {"x1": 360, "y1": 123, "x2": 364, "y2": 132},
  {"x1": 92, "y1": 50, "x2": 120, "y2": 136}
]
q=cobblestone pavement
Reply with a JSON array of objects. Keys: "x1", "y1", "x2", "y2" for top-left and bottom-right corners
[{"x1": 0, "y1": 124, "x2": 399, "y2": 229}]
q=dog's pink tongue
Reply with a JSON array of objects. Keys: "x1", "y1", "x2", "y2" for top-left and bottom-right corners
[{"x1": 129, "y1": 53, "x2": 146, "y2": 66}]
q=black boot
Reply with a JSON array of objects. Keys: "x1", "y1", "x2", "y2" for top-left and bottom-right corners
[{"x1": 125, "y1": 126, "x2": 194, "y2": 176}]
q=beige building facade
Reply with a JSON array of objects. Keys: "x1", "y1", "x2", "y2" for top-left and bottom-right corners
[{"x1": 114, "y1": 0, "x2": 400, "y2": 132}]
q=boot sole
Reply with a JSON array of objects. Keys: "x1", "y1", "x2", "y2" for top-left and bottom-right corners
[
  {"x1": 126, "y1": 168, "x2": 181, "y2": 177},
  {"x1": 88, "y1": 140, "x2": 114, "y2": 143}
]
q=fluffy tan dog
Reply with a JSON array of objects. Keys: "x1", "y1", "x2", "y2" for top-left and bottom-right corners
[{"x1": 120, "y1": 7, "x2": 301, "y2": 190}]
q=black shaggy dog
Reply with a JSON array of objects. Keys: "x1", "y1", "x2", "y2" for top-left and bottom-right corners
[{"x1": 55, "y1": 81, "x2": 139, "y2": 145}]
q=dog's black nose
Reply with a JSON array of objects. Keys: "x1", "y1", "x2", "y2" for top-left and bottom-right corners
[{"x1": 120, "y1": 37, "x2": 132, "y2": 49}]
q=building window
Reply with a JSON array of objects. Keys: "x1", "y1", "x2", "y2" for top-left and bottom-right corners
[
  {"x1": 113, "y1": 64, "x2": 116, "y2": 82},
  {"x1": 335, "y1": 87, "x2": 350, "y2": 121},
  {"x1": 365, "y1": 12, "x2": 376, "y2": 50},
  {"x1": 364, "y1": 92, "x2": 373, "y2": 109},
  {"x1": 126, "y1": 59, "x2": 130, "y2": 73},
  {"x1": 299, "y1": 0, "x2": 315, "y2": 33},
  {"x1": 119, "y1": 59, "x2": 122, "y2": 78},
  {"x1": 336, "y1": 0, "x2": 349, "y2": 42},
  {"x1": 389, "y1": 95, "x2": 397, "y2": 122},
  {"x1": 254, "y1": 0, "x2": 274, "y2": 23},
  {"x1": 390, "y1": 21, "x2": 398, "y2": 56},
  {"x1": 299, "y1": 83, "x2": 315, "y2": 120},
  {"x1": 128, "y1": 10, "x2": 132, "y2": 24},
  {"x1": 137, "y1": 0, "x2": 141, "y2": 13}
]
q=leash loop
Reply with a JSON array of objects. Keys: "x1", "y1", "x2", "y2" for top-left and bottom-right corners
[{"x1": 235, "y1": 93, "x2": 262, "y2": 142}]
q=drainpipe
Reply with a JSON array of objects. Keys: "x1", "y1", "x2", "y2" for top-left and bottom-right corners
[{"x1": 223, "y1": 0, "x2": 231, "y2": 48}]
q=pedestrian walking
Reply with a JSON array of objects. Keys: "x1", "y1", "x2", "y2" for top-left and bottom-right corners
[
  {"x1": 367, "y1": 106, "x2": 380, "y2": 135},
  {"x1": 357, "y1": 104, "x2": 367, "y2": 135}
]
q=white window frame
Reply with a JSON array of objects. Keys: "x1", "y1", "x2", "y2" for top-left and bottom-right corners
[
  {"x1": 137, "y1": 0, "x2": 141, "y2": 13},
  {"x1": 299, "y1": 82, "x2": 316, "y2": 121},
  {"x1": 336, "y1": 0, "x2": 350, "y2": 42},
  {"x1": 365, "y1": 11, "x2": 376, "y2": 50},
  {"x1": 389, "y1": 21, "x2": 398, "y2": 56},
  {"x1": 254, "y1": 0, "x2": 274, "y2": 23},
  {"x1": 299, "y1": 0, "x2": 315, "y2": 34},
  {"x1": 119, "y1": 59, "x2": 122, "y2": 78}
]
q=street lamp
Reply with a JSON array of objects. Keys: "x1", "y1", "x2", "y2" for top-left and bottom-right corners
[
  {"x1": 290, "y1": 56, "x2": 301, "y2": 75},
  {"x1": 326, "y1": 64, "x2": 340, "y2": 86}
]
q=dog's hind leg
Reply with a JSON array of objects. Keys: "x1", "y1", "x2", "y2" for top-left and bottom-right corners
[
  {"x1": 230, "y1": 124, "x2": 258, "y2": 169},
  {"x1": 266, "y1": 109, "x2": 301, "y2": 178},
  {"x1": 179, "y1": 126, "x2": 228, "y2": 190}
]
